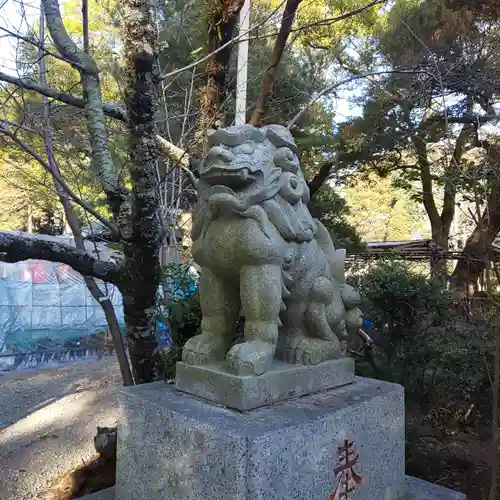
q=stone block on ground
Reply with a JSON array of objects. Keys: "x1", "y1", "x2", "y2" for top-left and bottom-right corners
[
  {"x1": 78, "y1": 477, "x2": 468, "y2": 500},
  {"x1": 79, "y1": 487, "x2": 116, "y2": 500},
  {"x1": 175, "y1": 357, "x2": 354, "y2": 411},
  {"x1": 78, "y1": 476, "x2": 467, "y2": 500},
  {"x1": 117, "y1": 376, "x2": 404, "y2": 500},
  {"x1": 404, "y1": 476, "x2": 466, "y2": 499}
]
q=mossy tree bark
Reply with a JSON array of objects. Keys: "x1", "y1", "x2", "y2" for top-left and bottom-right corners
[
  {"x1": 194, "y1": 0, "x2": 244, "y2": 154},
  {"x1": 120, "y1": 0, "x2": 163, "y2": 383}
]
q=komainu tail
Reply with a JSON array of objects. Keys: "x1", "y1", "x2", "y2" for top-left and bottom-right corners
[{"x1": 313, "y1": 219, "x2": 346, "y2": 283}]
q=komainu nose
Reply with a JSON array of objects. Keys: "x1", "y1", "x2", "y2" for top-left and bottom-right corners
[{"x1": 203, "y1": 146, "x2": 235, "y2": 166}]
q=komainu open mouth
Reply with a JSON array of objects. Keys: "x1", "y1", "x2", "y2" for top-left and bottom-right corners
[{"x1": 202, "y1": 167, "x2": 256, "y2": 189}]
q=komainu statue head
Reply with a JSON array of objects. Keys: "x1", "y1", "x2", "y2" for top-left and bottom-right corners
[{"x1": 192, "y1": 124, "x2": 316, "y2": 244}]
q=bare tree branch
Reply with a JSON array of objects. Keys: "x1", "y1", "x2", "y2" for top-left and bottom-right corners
[
  {"x1": 0, "y1": 231, "x2": 122, "y2": 283},
  {"x1": 159, "y1": 0, "x2": 287, "y2": 82},
  {"x1": 0, "y1": 26, "x2": 85, "y2": 69},
  {"x1": 249, "y1": 0, "x2": 303, "y2": 125},
  {"x1": 42, "y1": 0, "x2": 97, "y2": 72},
  {"x1": 42, "y1": 0, "x2": 125, "y2": 219},
  {"x1": 43, "y1": 0, "x2": 133, "y2": 386},
  {"x1": 0, "y1": 123, "x2": 119, "y2": 236},
  {"x1": 0, "y1": 70, "x2": 127, "y2": 121},
  {"x1": 0, "y1": 70, "x2": 191, "y2": 174},
  {"x1": 0, "y1": 118, "x2": 37, "y2": 134},
  {"x1": 288, "y1": 70, "x2": 432, "y2": 129},
  {"x1": 156, "y1": 134, "x2": 198, "y2": 187}
]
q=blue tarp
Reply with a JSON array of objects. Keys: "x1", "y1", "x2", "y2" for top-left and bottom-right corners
[
  {"x1": 0, "y1": 259, "x2": 124, "y2": 370},
  {"x1": 0, "y1": 258, "x2": 200, "y2": 371}
]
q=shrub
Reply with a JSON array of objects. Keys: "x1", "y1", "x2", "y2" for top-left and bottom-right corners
[
  {"x1": 155, "y1": 262, "x2": 201, "y2": 379},
  {"x1": 349, "y1": 260, "x2": 494, "y2": 428}
]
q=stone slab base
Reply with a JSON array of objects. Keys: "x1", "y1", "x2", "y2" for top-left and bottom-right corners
[
  {"x1": 175, "y1": 357, "x2": 354, "y2": 411},
  {"x1": 79, "y1": 487, "x2": 115, "y2": 500},
  {"x1": 117, "y1": 376, "x2": 405, "y2": 500},
  {"x1": 81, "y1": 478, "x2": 467, "y2": 500},
  {"x1": 404, "y1": 476, "x2": 466, "y2": 499}
]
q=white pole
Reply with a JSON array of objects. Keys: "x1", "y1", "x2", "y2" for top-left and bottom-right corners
[{"x1": 235, "y1": 0, "x2": 251, "y2": 125}]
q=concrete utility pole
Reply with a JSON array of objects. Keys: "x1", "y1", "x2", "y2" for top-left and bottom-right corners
[{"x1": 235, "y1": 0, "x2": 251, "y2": 125}]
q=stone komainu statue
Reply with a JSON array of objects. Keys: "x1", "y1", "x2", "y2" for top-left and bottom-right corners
[{"x1": 182, "y1": 124, "x2": 363, "y2": 375}]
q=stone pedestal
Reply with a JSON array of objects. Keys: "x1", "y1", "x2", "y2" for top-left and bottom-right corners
[
  {"x1": 117, "y1": 376, "x2": 406, "y2": 500},
  {"x1": 175, "y1": 357, "x2": 354, "y2": 411}
]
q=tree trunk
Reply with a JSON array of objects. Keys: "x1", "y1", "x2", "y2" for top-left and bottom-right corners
[
  {"x1": 194, "y1": 0, "x2": 244, "y2": 154},
  {"x1": 121, "y1": 0, "x2": 163, "y2": 384},
  {"x1": 308, "y1": 161, "x2": 334, "y2": 199},
  {"x1": 411, "y1": 118, "x2": 472, "y2": 281},
  {"x1": 451, "y1": 189, "x2": 500, "y2": 294},
  {"x1": 430, "y1": 229, "x2": 450, "y2": 280},
  {"x1": 412, "y1": 135, "x2": 452, "y2": 279},
  {"x1": 249, "y1": 0, "x2": 303, "y2": 126}
]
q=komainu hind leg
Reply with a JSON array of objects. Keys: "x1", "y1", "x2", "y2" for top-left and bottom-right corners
[
  {"x1": 279, "y1": 336, "x2": 343, "y2": 365},
  {"x1": 279, "y1": 276, "x2": 345, "y2": 365}
]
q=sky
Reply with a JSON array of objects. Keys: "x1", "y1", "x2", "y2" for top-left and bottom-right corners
[{"x1": 0, "y1": 0, "x2": 40, "y2": 75}]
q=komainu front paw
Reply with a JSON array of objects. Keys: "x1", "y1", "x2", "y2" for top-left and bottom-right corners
[
  {"x1": 226, "y1": 340, "x2": 275, "y2": 375},
  {"x1": 182, "y1": 333, "x2": 229, "y2": 365},
  {"x1": 279, "y1": 337, "x2": 342, "y2": 365}
]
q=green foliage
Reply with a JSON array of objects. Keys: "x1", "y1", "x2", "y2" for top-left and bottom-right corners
[
  {"x1": 333, "y1": 0, "x2": 500, "y2": 250},
  {"x1": 353, "y1": 261, "x2": 452, "y2": 340},
  {"x1": 155, "y1": 0, "x2": 336, "y2": 141},
  {"x1": 263, "y1": 0, "x2": 384, "y2": 51},
  {"x1": 155, "y1": 262, "x2": 201, "y2": 379},
  {"x1": 343, "y1": 175, "x2": 428, "y2": 242},
  {"x1": 309, "y1": 186, "x2": 362, "y2": 251},
  {"x1": 158, "y1": 262, "x2": 201, "y2": 345},
  {"x1": 350, "y1": 261, "x2": 493, "y2": 427}
]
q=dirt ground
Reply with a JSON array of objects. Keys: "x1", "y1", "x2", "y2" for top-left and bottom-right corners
[
  {"x1": 406, "y1": 412, "x2": 493, "y2": 500},
  {"x1": 0, "y1": 358, "x2": 122, "y2": 500}
]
